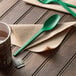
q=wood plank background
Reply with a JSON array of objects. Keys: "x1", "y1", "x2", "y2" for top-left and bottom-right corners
[{"x1": 0, "y1": 0, "x2": 76, "y2": 76}]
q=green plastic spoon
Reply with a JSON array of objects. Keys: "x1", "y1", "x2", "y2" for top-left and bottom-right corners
[
  {"x1": 13, "y1": 14, "x2": 61, "y2": 56},
  {"x1": 38, "y1": 0, "x2": 76, "y2": 17},
  {"x1": 38, "y1": 0, "x2": 76, "y2": 8}
]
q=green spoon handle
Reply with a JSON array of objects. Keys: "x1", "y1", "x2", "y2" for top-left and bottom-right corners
[
  {"x1": 13, "y1": 29, "x2": 43, "y2": 56},
  {"x1": 64, "y1": 2, "x2": 76, "y2": 8},
  {"x1": 57, "y1": 0, "x2": 76, "y2": 17}
]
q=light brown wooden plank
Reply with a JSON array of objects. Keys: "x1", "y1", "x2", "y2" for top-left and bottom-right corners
[
  {"x1": 60, "y1": 55, "x2": 76, "y2": 76},
  {"x1": 11, "y1": 51, "x2": 56, "y2": 76},
  {"x1": 0, "y1": 0, "x2": 18, "y2": 17},
  {"x1": 18, "y1": 6, "x2": 48, "y2": 24},
  {"x1": 0, "y1": 0, "x2": 32, "y2": 24}
]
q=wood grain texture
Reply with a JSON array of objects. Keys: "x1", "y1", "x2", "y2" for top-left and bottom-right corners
[
  {"x1": 0, "y1": 0, "x2": 76, "y2": 76},
  {"x1": 0, "y1": 0, "x2": 32, "y2": 24},
  {"x1": 34, "y1": 27, "x2": 76, "y2": 76},
  {"x1": 60, "y1": 54, "x2": 76, "y2": 76},
  {"x1": 18, "y1": 7, "x2": 47, "y2": 24},
  {"x1": 0, "y1": 0, "x2": 18, "y2": 17}
]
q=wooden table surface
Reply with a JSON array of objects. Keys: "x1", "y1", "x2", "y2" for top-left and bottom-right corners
[{"x1": 0, "y1": 0, "x2": 76, "y2": 76}]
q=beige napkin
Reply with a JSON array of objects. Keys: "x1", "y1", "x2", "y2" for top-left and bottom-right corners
[
  {"x1": 10, "y1": 22, "x2": 76, "y2": 52},
  {"x1": 23, "y1": 0, "x2": 76, "y2": 14}
]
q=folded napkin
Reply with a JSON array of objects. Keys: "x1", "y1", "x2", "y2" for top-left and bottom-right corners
[
  {"x1": 23, "y1": 0, "x2": 76, "y2": 14},
  {"x1": 10, "y1": 22, "x2": 76, "y2": 52}
]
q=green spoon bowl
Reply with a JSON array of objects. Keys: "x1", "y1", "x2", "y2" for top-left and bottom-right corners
[{"x1": 42, "y1": 14, "x2": 61, "y2": 31}]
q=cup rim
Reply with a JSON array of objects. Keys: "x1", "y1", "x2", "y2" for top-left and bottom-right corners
[{"x1": 0, "y1": 22, "x2": 11, "y2": 44}]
